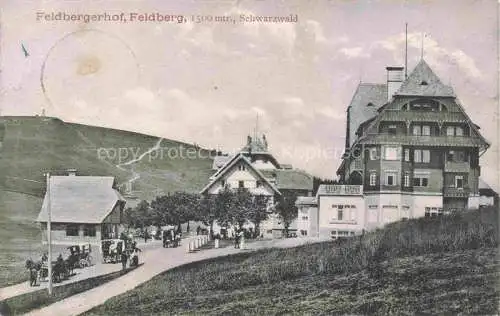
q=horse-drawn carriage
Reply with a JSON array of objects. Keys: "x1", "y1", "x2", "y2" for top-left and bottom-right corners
[
  {"x1": 26, "y1": 254, "x2": 71, "y2": 286},
  {"x1": 67, "y1": 244, "x2": 93, "y2": 268},
  {"x1": 162, "y1": 226, "x2": 180, "y2": 248},
  {"x1": 100, "y1": 239, "x2": 126, "y2": 263}
]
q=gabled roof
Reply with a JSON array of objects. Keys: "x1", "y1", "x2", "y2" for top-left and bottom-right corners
[
  {"x1": 200, "y1": 153, "x2": 281, "y2": 195},
  {"x1": 36, "y1": 176, "x2": 125, "y2": 224},
  {"x1": 260, "y1": 169, "x2": 314, "y2": 191},
  {"x1": 396, "y1": 59, "x2": 455, "y2": 97},
  {"x1": 348, "y1": 83, "x2": 387, "y2": 147}
]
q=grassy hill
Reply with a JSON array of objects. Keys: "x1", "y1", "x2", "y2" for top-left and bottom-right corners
[
  {"x1": 85, "y1": 207, "x2": 499, "y2": 315},
  {"x1": 0, "y1": 116, "x2": 214, "y2": 199},
  {"x1": 0, "y1": 115, "x2": 215, "y2": 286}
]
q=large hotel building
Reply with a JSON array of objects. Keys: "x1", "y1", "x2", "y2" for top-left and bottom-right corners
[{"x1": 296, "y1": 59, "x2": 492, "y2": 238}]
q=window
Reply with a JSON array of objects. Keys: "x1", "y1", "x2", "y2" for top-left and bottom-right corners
[
  {"x1": 388, "y1": 125, "x2": 397, "y2": 135},
  {"x1": 422, "y1": 150, "x2": 430, "y2": 163},
  {"x1": 446, "y1": 126, "x2": 464, "y2": 137},
  {"x1": 404, "y1": 173, "x2": 410, "y2": 187},
  {"x1": 447, "y1": 151, "x2": 454, "y2": 162},
  {"x1": 404, "y1": 149, "x2": 410, "y2": 162},
  {"x1": 446, "y1": 126, "x2": 455, "y2": 136},
  {"x1": 369, "y1": 148, "x2": 378, "y2": 160},
  {"x1": 331, "y1": 230, "x2": 352, "y2": 240},
  {"x1": 256, "y1": 180, "x2": 262, "y2": 188},
  {"x1": 66, "y1": 224, "x2": 79, "y2": 236},
  {"x1": 301, "y1": 216, "x2": 308, "y2": 221},
  {"x1": 425, "y1": 207, "x2": 444, "y2": 217},
  {"x1": 412, "y1": 125, "x2": 421, "y2": 136},
  {"x1": 413, "y1": 176, "x2": 429, "y2": 187},
  {"x1": 337, "y1": 206, "x2": 344, "y2": 221},
  {"x1": 369, "y1": 172, "x2": 377, "y2": 186},
  {"x1": 455, "y1": 176, "x2": 464, "y2": 189},
  {"x1": 385, "y1": 172, "x2": 397, "y2": 186},
  {"x1": 384, "y1": 147, "x2": 398, "y2": 160},
  {"x1": 238, "y1": 180, "x2": 245, "y2": 188},
  {"x1": 413, "y1": 125, "x2": 431, "y2": 136},
  {"x1": 422, "y1": 125, "x2": 431, "y2": 136},
  {"x1": 83, "y1": 225, "x2": 96, "y2": 237},
  {"x1": 238, "y1": 164, "x2": 246, "y2": 171},
  {"x1": 414, "y1": 149, "x2": 430, "y2": 163},
  {"x1": 414, "y1": 149, "x2": 422, "y2": 162},
  {"x1": 448, "y1": 150, "x2": 467, "y2": 162}
]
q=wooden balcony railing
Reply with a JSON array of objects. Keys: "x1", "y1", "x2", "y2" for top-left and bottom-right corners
[
  {"x1": 443, "y1": 187, "x2": 470, "y2": 198},
  {"x1": 361, "y1": 134, "x2": 485, "y2": 147},
  {"x1": 381, "y1": 111, "x2": 466, "y2": 123}
]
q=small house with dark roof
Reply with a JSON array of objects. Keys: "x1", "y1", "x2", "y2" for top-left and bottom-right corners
[{"x1": 36, "y1": 172, "x2": 126, "y2": 245}]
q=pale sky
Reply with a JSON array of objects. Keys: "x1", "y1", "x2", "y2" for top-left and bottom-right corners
[{"x1": 1, "y1": 0, "x2": 498, "y2": 190}]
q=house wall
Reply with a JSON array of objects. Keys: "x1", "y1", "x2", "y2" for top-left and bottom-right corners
[
  {"x1": 207, "y1": 164, "x2": 274, "y2": 196},
  {"x1": 102, "y1": 203, "x2": 123, "y2": 224},
  {"x1": 40, "y1": 222, "x2": 102, "y2": 245},
  {"x1": 296, "y1": 204, "x2": 318, "y2": 237},
  {"x1": 317, "y1": 195, "x2": 365, "y2": 238}
]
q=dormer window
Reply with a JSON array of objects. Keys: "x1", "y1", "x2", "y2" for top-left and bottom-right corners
[{"x1": 420, "y1": 80, "x2": 428, "y2": 85}]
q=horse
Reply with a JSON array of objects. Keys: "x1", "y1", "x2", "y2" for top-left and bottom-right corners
[{"x1": 25, "y1": 259, "x2": 41, "y2": 286}]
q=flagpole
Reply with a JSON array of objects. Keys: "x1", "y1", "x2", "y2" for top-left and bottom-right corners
[{"x1": 46, "y1": 172, "x2": 53, "y2": 296}]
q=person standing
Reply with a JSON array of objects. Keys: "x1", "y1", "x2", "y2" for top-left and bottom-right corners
[
  {"x1": 239, "y1": 229, "x2": 245, "y2": 250},
  {"x1": 234, "y1": 230, "x2": 240, "y2": 249},
  {"x1": 121, "y1": 251, "x2": 128, "y2": 270},
  {"x1": 144, "y1": 230, "x2": 148, "y2": 243}
]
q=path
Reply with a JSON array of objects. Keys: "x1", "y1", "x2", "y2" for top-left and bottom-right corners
[
  {"x1": 0, "y1": 240, "x2": 161, "y2": 301},
  {"x1": 26, "y1": 236, "x2": 327, "y2": 316}
]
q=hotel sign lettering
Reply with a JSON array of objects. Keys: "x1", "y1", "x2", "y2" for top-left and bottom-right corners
[{"x1": 322, "y1": 185, "x2": 362, "y2": 195}]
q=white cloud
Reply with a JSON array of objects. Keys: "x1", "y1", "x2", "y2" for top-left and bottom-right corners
[
  {"x1": 376, "y1": 32, "x2": 482, "y2": 79},
  {"x1": 339, "y1": 46, "x2": 370, "y2": 59},
  {"x1": 315, "y1": 107, "x2": 344, "y2": 120},
  {"x1": 306, "y1": 20, "x2": 327, "y2": 43}
]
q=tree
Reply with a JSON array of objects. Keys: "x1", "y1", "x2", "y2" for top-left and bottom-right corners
[
  {"x1": 231, "y1": 188, "x2": 254, "y2": 229},
  {"x1": 248, "y1": 195, "x2": 270, "y2": 237},
  {"x1": 275, "y1": 191, "x2": 299, "y2": 237},
  {"x1": 312, "y1": 177, "x2": 339, "y2": 195}
]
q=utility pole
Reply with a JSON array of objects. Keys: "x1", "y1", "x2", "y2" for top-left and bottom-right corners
[
  {"x1": 46, "y1": 172, "x2": 53, "y2": 296},
  {"x1": 405, "y1": 23, "x2": 408, "y2": 79}
]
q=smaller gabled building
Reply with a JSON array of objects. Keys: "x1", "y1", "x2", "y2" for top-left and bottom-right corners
[
  {"x1": 201, "y1": 134, "x2": 314, "y2": 238},
  {"x1": 36, "y1": 172, "x2": 126, "y2": 245}
]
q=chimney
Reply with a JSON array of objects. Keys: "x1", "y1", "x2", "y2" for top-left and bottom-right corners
[
  {"x1": 67, "y1": 168, "x2": 77, "y2": 176},
  {"x1": 386, "y1": 66, "x2": 404, "y2": 101}
]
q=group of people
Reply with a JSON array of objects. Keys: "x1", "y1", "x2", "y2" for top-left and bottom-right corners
[{"x1": 120, "y1": 242, "x2": 141, "y2": 270}]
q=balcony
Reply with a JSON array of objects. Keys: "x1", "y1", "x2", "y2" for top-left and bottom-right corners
[
  {"x1": 381, "y1": 111, "x2": 466, "y2": 123},
  {"x1": 361, "y1": 134, "x2": 485, "y2": 147},
  {"x1": 443, "y1": 187, "x2": 470, "y2": 198},
  {"x1": 444, "y1": 161, "x2": 470, "y2": 173}
]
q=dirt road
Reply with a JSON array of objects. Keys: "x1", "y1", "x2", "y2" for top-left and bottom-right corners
[{"x1": 25, "y1": 236, "x2": 325, "y2": 316}]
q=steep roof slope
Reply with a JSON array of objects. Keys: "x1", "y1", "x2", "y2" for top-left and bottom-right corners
[
  {"x1": 396, "y1": 59, "x2": 455, "y2": 97},
  {"x1": 348, "y1": 83, "x2": 387, "y2": 146},
  {"x1": 36, "y1": 176, "x2": 124, "y2": 223}
]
